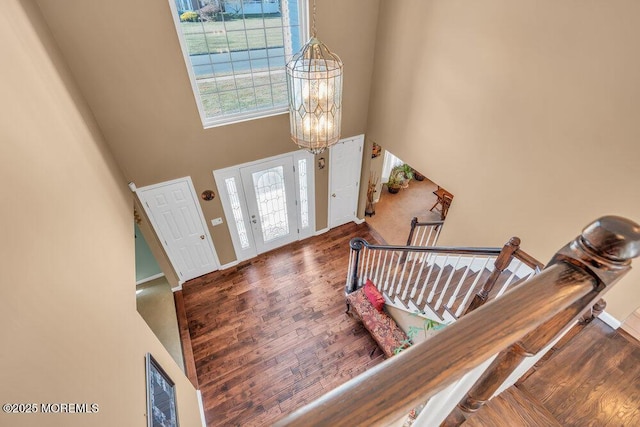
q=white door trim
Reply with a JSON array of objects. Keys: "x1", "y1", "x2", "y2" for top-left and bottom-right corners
[{"x1": 136, "y1": 176, "x2": 221, "y2": 286}]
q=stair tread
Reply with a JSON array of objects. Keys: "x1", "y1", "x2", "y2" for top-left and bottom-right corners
[
  {"x1": 463, "y1": 386, "x2": 562, "y2": 427},
  {"x1": 384, "y1": 257, "x2": 529, "y2": 322}
]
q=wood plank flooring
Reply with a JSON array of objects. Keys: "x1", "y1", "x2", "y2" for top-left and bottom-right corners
[
  {"x1": 466, "y1": 319, "x2": 640, "y2": 426},
  {"x1": 182, "y1": 222, "x2": 385, "y2": 426},
  {"x1": 519, "y1": 319, "x2": 640, "y2": 427}
]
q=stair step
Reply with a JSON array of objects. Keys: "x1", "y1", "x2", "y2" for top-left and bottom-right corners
[
  {"x1": 382, "y1": 258, "x2": 531, "y2": 323},
  {"x1": 462, "y1": 386, "x2": 562, "y2": 427},
  {"x1": 407, "y1": 299, "x2": 443, "y2": 323}
]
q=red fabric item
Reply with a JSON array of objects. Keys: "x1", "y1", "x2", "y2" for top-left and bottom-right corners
[
  {"x1": 346, "y1": 288, "x2": 410, "y2": 358},
  {"x1": 363, "y1": 279, "x2": 385, "y2": 312}
]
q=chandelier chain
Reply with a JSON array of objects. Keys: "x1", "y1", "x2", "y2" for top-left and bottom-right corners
[{"x1": 312, "y1": 0, "x2": 317, "y2": 37}]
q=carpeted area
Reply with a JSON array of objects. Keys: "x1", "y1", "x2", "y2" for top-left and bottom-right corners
[
  {"x1": 365, "y1": 177, "x2": 444, "y2": 245},
  {"x1": 136, "y1": 277, "x2": 184, "y2": 369}
]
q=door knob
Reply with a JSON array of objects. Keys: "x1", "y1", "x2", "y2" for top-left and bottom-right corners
[
  {"x1": 332, "y1": 193, "x2": 336, "y2": 198},
  {"x1": 200, "y1": 235, "x2": 205, "y2": 239}
]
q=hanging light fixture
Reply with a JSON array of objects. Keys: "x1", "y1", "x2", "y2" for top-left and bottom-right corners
[{"x1": 286, "y1": 0, "x2": 343, "y2": 154}]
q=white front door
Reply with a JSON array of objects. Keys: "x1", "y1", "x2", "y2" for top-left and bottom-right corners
[
  {"x1": 137, "y1": 177, "x2": 220, "y2": 284},
  {"x1": 215, "y1": 151, "x2": 315, "y2": 261},
  {"x1": 240, "y1": 157, "x2": 298, "y2": 254},
  {"x1": 329, "y1": 135, "x2": 364, "y2": 228}
]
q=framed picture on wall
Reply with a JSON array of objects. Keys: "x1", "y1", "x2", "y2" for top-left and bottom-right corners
[
  {"x1": 146, "y1": 353, "x2": 179, "y2": 427},
  {"x1": 372, "y1": 142, "x2": 382, "y2": 158}
]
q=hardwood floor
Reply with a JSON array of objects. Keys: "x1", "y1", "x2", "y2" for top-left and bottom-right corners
[
  {"x1": 519, "y1": 319, "x2": 640, "y2": 426},
  {"x1": 365, "y1": 177, "x2": 442, "y2": 246},
  {"x1": 182, "y1": 221, "x2": 640, "y2": 426},
  {"x1": 466, "y1": 319, "x2": 640, "y2": 426},
  {"x1": 182, "y1": 222, "x2": 385, "y2": 426}
]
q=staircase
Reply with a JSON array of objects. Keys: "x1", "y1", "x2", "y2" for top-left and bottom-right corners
[
  {"x1": 277, "y1": 216, "x2": 640, "y2": 427},
  {"x1": 346, "y1": 231, "x2": 543, "y2": 325}
]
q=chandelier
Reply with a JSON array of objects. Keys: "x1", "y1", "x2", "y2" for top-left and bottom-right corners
[{"x1": 286, "y1": 0, "x2": 343, "y2": 154}]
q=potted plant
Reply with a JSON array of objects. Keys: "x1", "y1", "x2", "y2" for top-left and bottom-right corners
[
  {"x1": 412, "y1": 167, "x2": 425, "y2": 181},
  {"x1": 399, "y1": 164, "x2": 414, "y2": 182},
  {"x1": 387, "y1": 165, "x2": 410, "y2": 193},
  {"x1": 387, "y1": 167, "x2": 403, "y2": 193}
]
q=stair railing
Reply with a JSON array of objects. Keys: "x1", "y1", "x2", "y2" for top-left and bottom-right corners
[
  {"x1": 406, "y1": 217, "x2": 445, "y2": 247},
  {"x1": 346, "y1": 236, "x2": 542, "y2": 320},
  {"x1": 276, "y1": 216, "x2": 640, "y2": 427}
]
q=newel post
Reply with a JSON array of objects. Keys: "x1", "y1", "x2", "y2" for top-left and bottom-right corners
[
  {"x1": 348, "y1": 238, "x2": 366, "y2": 294},
  {"x1": 443, "y1": 216, "x2": 640, "y2": 427},
  {"x1": 406, "y1": 217, "x2": 419, "y2": 246},
  {"x1": 463, "y1": 237, "x2": 521, "y2": 315}
]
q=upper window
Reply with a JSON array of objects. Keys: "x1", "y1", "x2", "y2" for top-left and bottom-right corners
[{"x1": 169, "y1": 0, "x2": 307, "y2": 127}]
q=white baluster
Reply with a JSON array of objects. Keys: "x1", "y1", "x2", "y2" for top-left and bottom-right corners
[
  {"x1": 409, "y1": 249, "x2": 430, "y2": 299},
  {"x1": 424, "y1": 227, "x2": 435, "y2": 247},
  {"x1": 389, "y1": 251, "x2": 403, "y2": 298},
  {"x1": 495, "y1": 260, "x2": 524, "y2": 298},
  {"x1": 416, "y1": 253, "x2": 439, "y2": 306},
  {"x1": 445, "y1": 257, "x2": 476, "y2": 309},
  {"x1": 416, "y1": 226, "x2": 427, "y2": 247},
  {"x1": 381, "y1": 250, "x2": 392, "y2": 292},
  {"x1": 395, "y1": 249, "x2": 412, "y2": 298},
  {"x1": 432, "y1": 224, "x2": 443, "y2": 246},
  {"x1": 372, "y1": 249, "x2": 383, "y2": 285},
  {"x1": 455, "y1": 257, "x2": 491, "y2": 317},
  {"x1": 427, "y1": 254, "x2": 450, "y2": 303},
  {"x1": 401, "y1": 248, "x2": 422, "y2": 300},
  {"x1": 366, "y1": 248, "x2": 375, "y2": 282},
  {"x1": 346, "y1": 248, "x2": 354, "y2": 290},
  {"x1": 434, "y1": 256, "x2": 462, "y2": 310}
]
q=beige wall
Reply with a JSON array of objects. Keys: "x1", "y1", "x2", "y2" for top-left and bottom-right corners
[
  {"x1": 37, "y1": 0, "x2": 380, "y2": 264},
  {"x1": 0, "y1": 1, "x2": 201, "y2": 425},
  {"x1": 367, "y1": 0, "x2": 640, "y2": 321}
]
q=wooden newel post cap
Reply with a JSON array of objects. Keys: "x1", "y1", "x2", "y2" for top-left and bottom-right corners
[
  {"x1": 580, "y1": 216, "x2": 640, "y2": 262},
  {"x1": 550, "y1": 216, "x2": 640, "y2": 288}
]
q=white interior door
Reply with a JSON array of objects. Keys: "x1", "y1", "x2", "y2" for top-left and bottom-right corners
[
  {"x1": 137, "y1": 177, "x2": 220, "y2": 284},
  {"x1": 240, "y1": 157, "x2": 298, "y2": 254},
  {"x1": 329, "y1": 135, "x2": 364, "y2": 228}
]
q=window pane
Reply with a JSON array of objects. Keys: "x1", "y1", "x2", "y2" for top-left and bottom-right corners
[
  {"x1": 225, "y1": 177, "x2": 250, "y2": 249},
  {"x1": 251, "y1": 166, "x2": 289, "y2": 242},
  {"x1": 171, "y1": 0, "x2": 307, "y2": 126},
  {"x1": 298, "y1": 159, "x2": 309, "y2": 228}
]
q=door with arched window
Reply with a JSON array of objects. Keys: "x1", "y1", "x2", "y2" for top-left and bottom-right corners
[{"x1": 240, "y1": 157, "x2": 298, "y2": 254}]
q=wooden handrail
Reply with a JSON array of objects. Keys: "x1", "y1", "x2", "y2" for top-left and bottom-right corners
[
  {"x1": 350, "y1": 237, "x2": 504, "y2": 256},
  {"x1": 513, "y1": 248, "x2": 545, "y2": 270},
  {"x1": 405, "y1": 217, "x2": 444, "y2": 247},
  {"x1": 443, "y1": 216, "x2": 640, "y2": 425},
  {"x1": 347, "y1": 237, "x2": 504, "y2": 294},
  {"x1": 276, "y1": 216, "x2": 640, "y2": 427}
]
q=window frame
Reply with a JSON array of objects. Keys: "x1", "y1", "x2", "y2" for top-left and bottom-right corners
[{"x1": 167, "y1": 0, "x2": 310, "y2": 128}]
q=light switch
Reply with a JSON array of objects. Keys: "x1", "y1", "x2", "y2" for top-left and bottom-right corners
[{"x1": 211, "y1": 217, "x2": 223, "y2": 226}]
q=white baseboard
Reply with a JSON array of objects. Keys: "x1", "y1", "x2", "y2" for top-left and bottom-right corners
[
  {"x1": 220, "y1": 260, "x2": 240, "y2": 270},
  {"x1": 314, "y1": 227, "x2": 330, "y2": 236},
  {"x1": 621, "y1": 311, "x2": 640, "y2": 341},
  {"x1": 197, "y1": 390, "x2": 206, "y2": 427},
  {"x1": 353, "y1": 217, "x2": 365, "y2": 224},
  {"x1": 598, "y1": 310, "x2": 621, "y2": 329},
  {"x1": 171, "y1": 280, "x2": 184, "y2": 292},
  {"x1": 136, "y1": 273, "x2": 165, "y2": 286}
]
